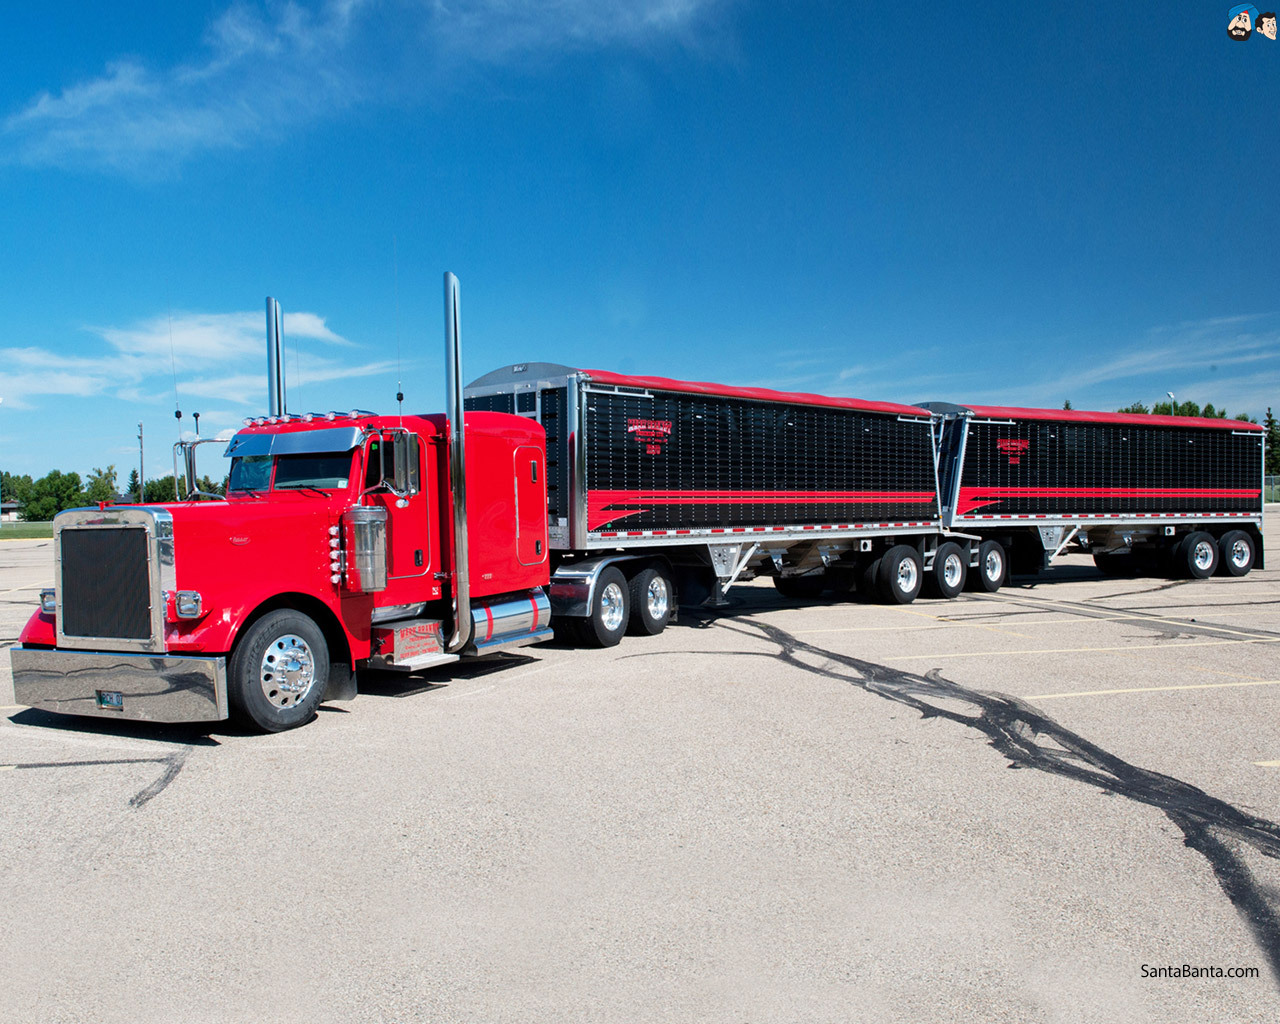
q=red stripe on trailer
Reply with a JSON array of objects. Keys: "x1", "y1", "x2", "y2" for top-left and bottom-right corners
[
  {"x1": 956, "y1": 486, "x2": 1260, "y2": 515},
  {"x1": 961, "y1": 404, "x2": 1265, "y2": 431},
  {"x1": 586, "y1": 489, "x2": 937, "y2": 530}
]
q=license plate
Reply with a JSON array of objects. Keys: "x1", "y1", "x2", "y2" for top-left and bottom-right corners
[{"x1": 96, "y1": 690, "x2": 124, "y2": 711}]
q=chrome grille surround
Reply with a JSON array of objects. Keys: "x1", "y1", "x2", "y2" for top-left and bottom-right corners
[{"x1": 54, "y1": 507, "x2": 175, "y2": 654}]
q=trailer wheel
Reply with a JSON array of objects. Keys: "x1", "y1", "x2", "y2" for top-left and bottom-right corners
[
  {"x1": 1217, "y1": 530, "x2": 1256, "y2": 577},
  {"x1": 773, "y1": 574, "x2": 827, "y2": 600},
  {"x1": 628, "y1": 567, "x2": 673, "y2": 635},
  {"x1": 877, "y1": 546, "x2": 922, "y2": 604},
  {"x1": 1178, "y1": 531, "x2": 1219, "y2": 579},
  {"x1": 926, "y1": 542, "x2": 967, "y2": 599},
  {"x1": 228, "y1": 609, "x2": 329, "y2": 732},
  {"x1": 966, "y1": 540, "x2": 1006, "y2": 592},
  {"x1": 579, "y1": 567, "x2": 630, "y2": 647}
]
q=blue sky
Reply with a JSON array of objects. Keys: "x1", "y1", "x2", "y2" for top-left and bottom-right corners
[{"x1": 1, "y1": 2, "x2": 1277, "y2": 481}]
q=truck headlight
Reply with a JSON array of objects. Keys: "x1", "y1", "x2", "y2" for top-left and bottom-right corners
[
  {"x1": 40, "y1": 589, "x2": 56, "y2": 614},
  {"x1": 175, "y1": 591, "x2": 203, "y2": 619}
]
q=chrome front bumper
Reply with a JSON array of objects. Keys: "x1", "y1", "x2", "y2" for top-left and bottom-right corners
[{"x1": 10, "y1": 646, "x2": 228, "y2": 724}]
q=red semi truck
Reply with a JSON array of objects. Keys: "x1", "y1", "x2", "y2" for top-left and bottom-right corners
[{"x1": 8, "y1": 276, "x2": 1268, "y2": 732}]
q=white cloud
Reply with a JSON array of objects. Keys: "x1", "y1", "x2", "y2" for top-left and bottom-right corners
[
  {"x1": 0, "y1": 307, "x2": 358, "y2": 408},
  {"x1": 1, "y1": 0, "x2": 729, "y2": 174}
]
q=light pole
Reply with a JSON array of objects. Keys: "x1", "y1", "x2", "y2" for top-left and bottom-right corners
[
  {"x1": 137, "y1": 422, "x2": 144, "y2": 503},
  {"x1": 1166, "y1": 392, "x2": 1176, "y2": 416}
]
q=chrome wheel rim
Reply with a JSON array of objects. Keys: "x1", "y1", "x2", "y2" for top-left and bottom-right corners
[
  {"x1": 896, "y1": 558, "x2": 918, "y2": 593},
  {"x1": 1193, "y1": 541, "x2": 1215, "y2": 572},
  {"x1": 1230, "y1": 539, "x2": 1251, "y2": 568},
  {"x1": 260, "y1": 634, "x2": 317, "y2": 708},
  {"x1": 600, "y1": 582, "x2": 626, "y2": 632},
  {"x1": 984, "y1": 550, "x2": 1002, "y2": 581},
  {"x1": 942, "y1": 553, "x2": 963, "y2": 588},
  {"x1": 646, "y1": 576, "x2": 670, "y2": 622}
]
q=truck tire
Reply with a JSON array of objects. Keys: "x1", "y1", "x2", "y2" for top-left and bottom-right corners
[
  {"x1": 580, "y1": 567, "x2": 630, "y2": 647},
  {"x1": 968, "y1": 540, "x2": 1006, "y2": 593},
  {"x1": 877, "y1": 546, "x2": 922, "y2": 604},
  {"x1": 1218, "y1": 530, "x2": 1256, "y2": 577},
  {"x1": 228, "y1": 609, "x2": 329, "y2": 733},
  {"x1": 1093, "y1": 551, "x2": 1135, "y2": 577},
  {"x1": 628, "y1": 567, "x2": 673, "y2": 635},
  {"x1": 926, "y1": 542, "x2": 967, "y2": 599},
  {"x1": 773, "y1": 574, "x2": 827, "y2": 600},
  {"x1": 1178, "y1": 531, "x2": 1219, "y2": 579}
]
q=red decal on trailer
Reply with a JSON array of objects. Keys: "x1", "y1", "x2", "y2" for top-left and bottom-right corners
[
  {"x1": 586, "y1": 489, "x2": 937, "y2": 530},
  {"x1": 955, "y1": 486, "x2": 1260, "y2": 515}
]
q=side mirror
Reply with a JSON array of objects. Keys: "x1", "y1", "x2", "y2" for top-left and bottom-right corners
[{"x1": 389, "y1": 433, "x2": 420, "y2": 497}]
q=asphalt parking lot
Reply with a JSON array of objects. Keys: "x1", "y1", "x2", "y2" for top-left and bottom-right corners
[{"x1": 3, "y1": 513, "x2": 1279, "y2": 1023}]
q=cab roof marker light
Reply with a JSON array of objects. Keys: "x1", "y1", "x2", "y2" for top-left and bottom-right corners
[
  {"x1": 325, "y1": 412, "x2": 337, "y2": 421},
  {"x1": 242, "y1": 418, "x2": 254, "y2": 427}
]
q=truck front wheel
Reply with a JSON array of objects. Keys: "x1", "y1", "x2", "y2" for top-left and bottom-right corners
[{"x1": 228, "y1": 609, "x2": 329, "y2": 732}]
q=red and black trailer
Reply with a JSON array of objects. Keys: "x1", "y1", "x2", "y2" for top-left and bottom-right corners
[
  {"x1": 465, "y1": 364, "x2": 952, "y2": 641},
  {"x1": 922, "y1": 402, "x2": 1266, "y2": 587}
]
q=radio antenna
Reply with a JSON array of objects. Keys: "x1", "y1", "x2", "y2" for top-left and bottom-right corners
[{"x1": 394, "y1": 234, "x2": 403, "y2": 422}]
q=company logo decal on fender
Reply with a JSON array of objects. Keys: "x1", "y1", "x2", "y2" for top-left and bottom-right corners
[{"x1": 229, "y1": 535, "x2": 251, "y2": 545}]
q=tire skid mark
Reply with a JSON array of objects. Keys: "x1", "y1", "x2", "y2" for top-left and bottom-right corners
[
  {"x1": 671, "y1": 616, "x2": 1280, "y2": 985},
  {"x1": 5, "y1": 750, "x2": 189, "y2": 809}
]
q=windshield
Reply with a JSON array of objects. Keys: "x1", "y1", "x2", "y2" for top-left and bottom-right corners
[
  {"x1": 227, "y1": 451, "x2": 353, "y2": 492},
  {"x1": 228, "y1": 455, "x2": 271, "y2": 491},
  {"x1": 274, "y1": 452, "x2": 353, "y2": 490}
]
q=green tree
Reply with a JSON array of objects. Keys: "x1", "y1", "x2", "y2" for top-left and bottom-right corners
[
  {"x1": 1062, "y1": 399, "x2": 1073, "y2": 410},
  {"x1": 1117, "y1": 402, "x2": 1149, "y2": 414},
  {"x1": 143, "y1": 475, "x2": 180, "y2": 503},
  {"x1": 21, "y1": 470, "x2": 84, "y2": 521},
  {"x1": 84, "y1": 465, "x2": 117, "y2": 504},
  {"x1": 1234, "y1": 412, "x2": 1257, "y2": 424},
  {"x1": 2, "y1": 471, "x2": 34, "y2": 508},
  {"x1": 127, "y1": 468, "x2": 141, "y2": 502}
]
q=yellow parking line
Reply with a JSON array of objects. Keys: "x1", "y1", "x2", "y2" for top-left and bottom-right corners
[
  {"x1": 0, "y1": 585, "x2": 42, "y2": 596},
  {"x1": 1030, "y1": 679, "x2": 1280, "y2": 700},
  {"x1": 1254, "y1": 760, "x2": 1280, "y2": 767},
  {"x1": 883, "y1": 637, "x2": 1280, "y2": 661}
]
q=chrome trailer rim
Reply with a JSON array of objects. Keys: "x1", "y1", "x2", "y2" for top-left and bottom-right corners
[
  {"x1": 646, "y1": 576, "x2": 670, "y2": 621},
  {"x1": 260, "y1": 634, "x2": 317, "y2": 708},
  {"x1": 984, "y1": 549, "x2": 1003, "y2": 581},
  {"x1": 942, "y1": 553, "x2": 964, "y2": 588},
  {"x1": 1193, "y1": 540, "x2": 1215, "y2": 572},
  {"x1": 1230, "y1": 538, "x2": 1251, "y2": 568},
  {"x1": 600, "y1": 582, "x2": 626, "y2": 632},
  {"x1": 896, "y1": 558, "x2": 918, "y2": 593}
]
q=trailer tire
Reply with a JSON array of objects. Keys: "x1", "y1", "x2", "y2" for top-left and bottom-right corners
[
  {"x1": 1217, "y1": 530, "x2": 1256, "y2": 577},
  {"x1": 1092, "y1": 551, "x2": 1135, "y2": 577},
  {"x1": 877, "y1": 546, "x2": 922, "y2": 604},
  {"x1": 579, "y1": 567, "x2": 630, "y2": 647},
  {"x1": 857, "y1": 557, "x2": 882, "y2": 601},
  {"x1": 628, "y1": 567, "x2": 673, "y2": 635},
  {"x1": 926, "y1": 542, "x2": 967, "y2": 599},
  {"x1": 968, "y1": 540, "x2": 1007, "y2": 593},
  {"x1": 228, "y1": 609, "x2": 329, "y2": 733},
  {"x1": 1177, "y1": 531, "x2": 1219, "y2": 579},
  {"x1": 773, "y1": 574, "x2": 827, "y2": 600}
]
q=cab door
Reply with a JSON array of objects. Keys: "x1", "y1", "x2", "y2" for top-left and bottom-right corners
[
  {"x1": 514, "y1": 445, "x2": 547, "y2": 566},
  {"x1": 364, "y1": 434, "x2": 431, "y2": 589}
]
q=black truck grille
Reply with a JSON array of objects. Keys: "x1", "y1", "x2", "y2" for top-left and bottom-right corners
[{"x1": 60, "y1": 528, "x2": 152, "y2": 640}]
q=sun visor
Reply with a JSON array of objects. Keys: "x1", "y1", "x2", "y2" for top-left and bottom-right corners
[{"x1": 224, "y1": 426, "x2": 364, "y2": 458}]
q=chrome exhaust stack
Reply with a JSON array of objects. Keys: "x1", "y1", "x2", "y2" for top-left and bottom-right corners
[
  {"x1": 444, "y1": 272, "x2": 471, "y2": 653},
  {"x1": 266, "y1": 297, "x2": 286, "y2": 416}
]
